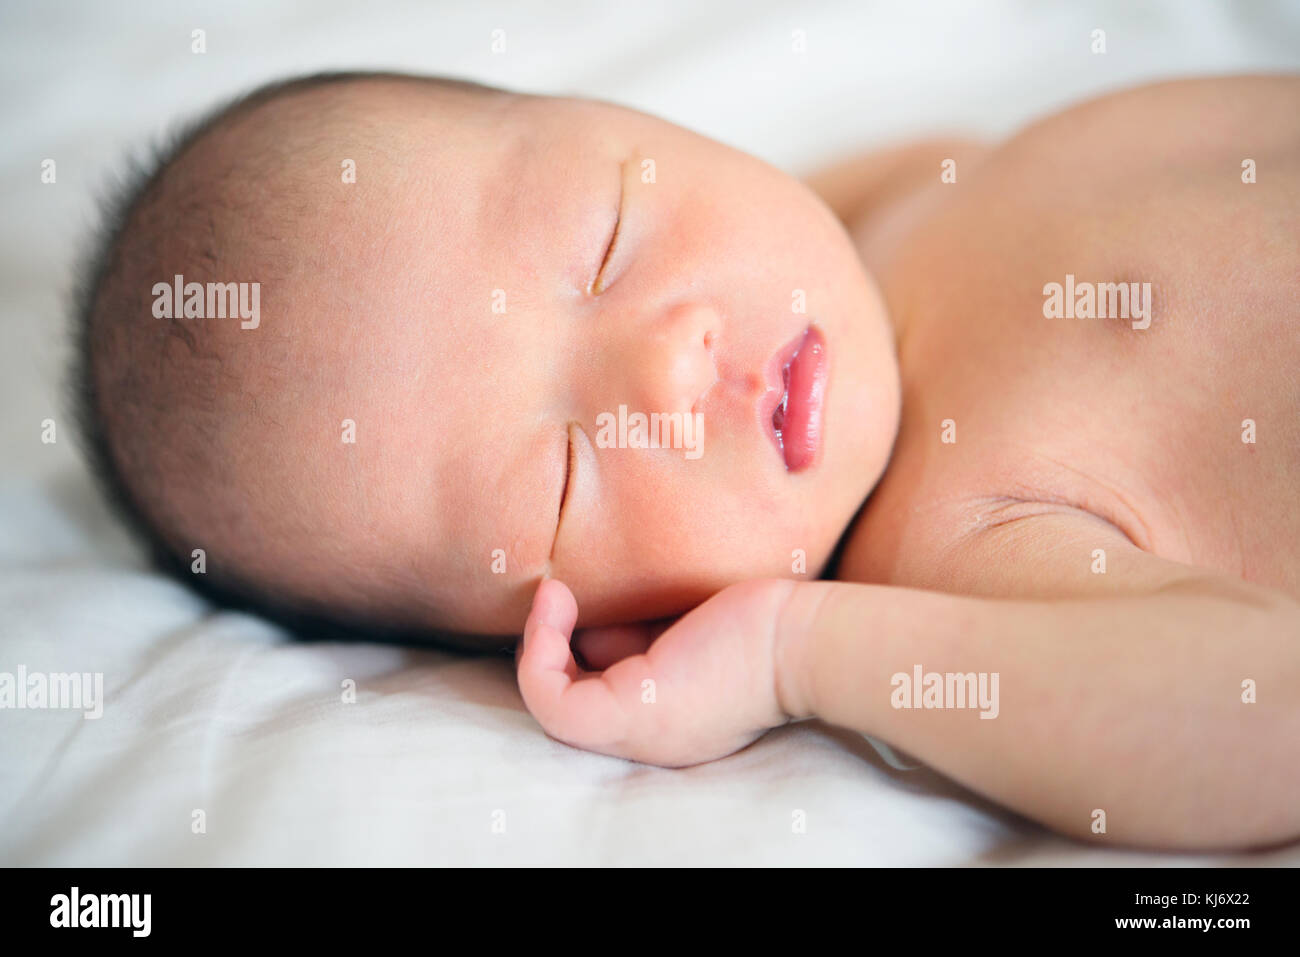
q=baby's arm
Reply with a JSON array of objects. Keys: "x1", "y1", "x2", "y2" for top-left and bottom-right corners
[
  {"x1": 517, "y1": 521, "x2": 1300, "y2": 850},
  {"x1": 780, "y1": 539, "x2": 1300, "y2": 851}
]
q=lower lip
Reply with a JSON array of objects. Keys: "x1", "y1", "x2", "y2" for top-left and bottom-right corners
[{"x1": 771, "y1": 325, "x2": 828, "y2": 472}]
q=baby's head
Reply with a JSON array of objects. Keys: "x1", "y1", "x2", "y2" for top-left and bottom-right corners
[{"x1": 75, "y1": 71, "x2": 900, "y2": 646}]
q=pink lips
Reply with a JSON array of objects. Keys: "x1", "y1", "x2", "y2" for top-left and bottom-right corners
[{"x1": 767, "y1": 325, "x2": 828, "y2": 472}]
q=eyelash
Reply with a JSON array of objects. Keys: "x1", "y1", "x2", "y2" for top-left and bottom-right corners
[
  {"x1": 556, "y1": 424, "x2": 576, "y2": 533},
  {"x1": 590, "y1": 182, "x2": 624, "y2": 295}
]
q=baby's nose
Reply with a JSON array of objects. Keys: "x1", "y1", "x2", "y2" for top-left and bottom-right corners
[{"x1": 622, "y1": 301, "x2": 719, "y2": 416}]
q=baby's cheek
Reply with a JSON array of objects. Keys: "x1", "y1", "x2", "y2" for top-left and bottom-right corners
[{"x1": 559, "y1": 505, "x2": 729, "y2": 626}]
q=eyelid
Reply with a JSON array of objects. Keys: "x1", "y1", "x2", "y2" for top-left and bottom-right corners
[
  {"x1": 589, "y1": 168, "x2": 625, "y2": 295},
  {"x1": 552, "y1": 423, "x2": 576, "y2": 556},
  {"x1": 559, "y1": 424, "x2": 576, "y2": 518}
]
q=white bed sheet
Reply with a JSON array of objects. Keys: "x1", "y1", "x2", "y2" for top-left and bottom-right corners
[{"x1": 2, "y1": 0, "x2": 1298, "y2": 866}]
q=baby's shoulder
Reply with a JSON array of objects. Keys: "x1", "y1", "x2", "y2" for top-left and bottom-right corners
[{"x1": 845, "y1": 76, "x2": 1300, "y2": 599}]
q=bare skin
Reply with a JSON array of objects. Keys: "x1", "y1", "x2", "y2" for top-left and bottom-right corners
[
  {"x1": 841, "y1": 75, "x2": 1300, "y2": 600},
  {"x1": 518, "y1": 76, "x2": 1300, "y2": 850},
  {"x1": 105, "y1": 72, "x2": 1297, "y2": 850},
  {"x1": 119, "y1": 77, "x2": 899, "y2": 639}
]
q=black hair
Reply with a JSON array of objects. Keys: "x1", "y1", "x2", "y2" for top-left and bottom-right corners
[{"x1": 67, "y1": 70, "x2": 510, "y2": 650}]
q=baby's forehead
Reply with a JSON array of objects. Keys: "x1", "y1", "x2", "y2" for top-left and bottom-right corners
[{"x1": 191, "y1": 83, "x2": 629, "y2": 272}]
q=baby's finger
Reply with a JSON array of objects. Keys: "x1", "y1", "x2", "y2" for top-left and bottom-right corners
[
  {"x1": 517, "y1": 580, "x2": 634, "y2": 753},
  {"x1": 518, "y1": 577, "x2": 578, "y2": 671},
  {"x1": 530, "y1": 577, "x2": 578, "y2": 634}
]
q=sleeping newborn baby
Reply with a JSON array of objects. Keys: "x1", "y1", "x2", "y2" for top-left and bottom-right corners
[{"x1": 75, "y1": 71, "x2": 1300, "y2": 851}]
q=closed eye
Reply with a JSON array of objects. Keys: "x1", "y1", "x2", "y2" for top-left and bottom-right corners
[
  {"x1": 589, "y1": 173, "x2": 624, "y2": 295},
  {"x1": 553, "y1": 423, "x2": 576, "y2": 553}
]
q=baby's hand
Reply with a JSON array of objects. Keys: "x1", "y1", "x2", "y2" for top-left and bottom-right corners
[{"x1": 515, "y1": 577, "x2": 798, "y2": 767}]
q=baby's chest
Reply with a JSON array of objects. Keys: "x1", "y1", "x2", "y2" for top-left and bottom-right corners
[
  {"x1": 849, "y1": 86, "x2": 1300, "y2": 593},
  {"x1": 842, "y1": 307, "x2": 1300, "y2": 597}
]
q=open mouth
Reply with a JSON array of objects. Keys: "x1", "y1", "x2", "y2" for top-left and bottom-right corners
[{"x1": 765, "y1": 324, "x2": 828, "y2": 472}]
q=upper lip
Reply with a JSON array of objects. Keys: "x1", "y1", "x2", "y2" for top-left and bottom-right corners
[{"x1": 759, "y1": 326, "x2": 811, "y2": 452}]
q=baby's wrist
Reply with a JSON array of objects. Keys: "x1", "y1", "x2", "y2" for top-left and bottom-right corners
[{"x1": 773, "y1": 580, "x2": 835, "y2": 721}]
